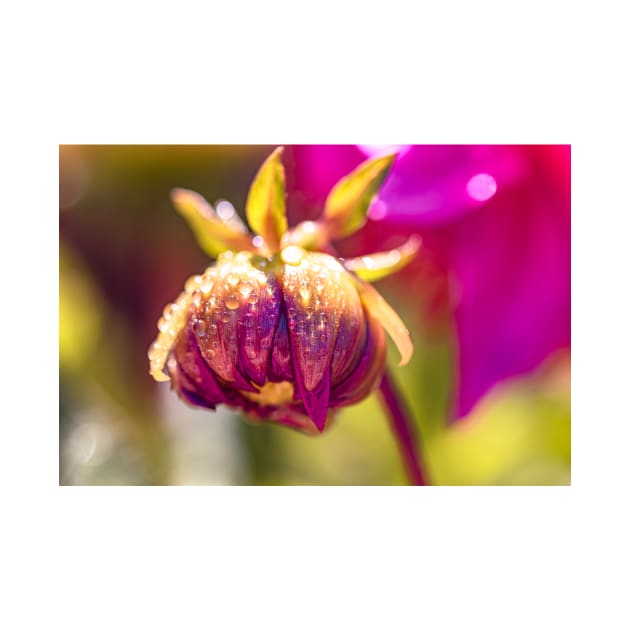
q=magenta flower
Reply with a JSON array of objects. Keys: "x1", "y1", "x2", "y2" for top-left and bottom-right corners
[
  {"x1": 288, "y1": 145, "x2": 571, "y2": 418},
  {"x1": 148, "y1": 148, "x2": 416, "y2": 434}
]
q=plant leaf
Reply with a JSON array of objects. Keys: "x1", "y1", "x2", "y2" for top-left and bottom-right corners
[
  {"x1": 245, "y1": 147, "x2": 288, "y2": 252},
  {"x1": 322, "y1": 152, "x2": 396, "y2": 239},
  {"x1": 171, "y1": 188, "x2": 254, "y2": 258},
  {"x1": 344, "y1": 235, "x2": 421, "y2": 282},
  {"x1": 354, "y1": 279, "x2": 413, "y2": 366}
]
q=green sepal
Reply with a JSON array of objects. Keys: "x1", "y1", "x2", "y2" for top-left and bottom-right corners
[
  {"x1": 322, "y1": 152, "x2": 396, "y2": 239},
  {"x1": 171, "y1": 188, "x2": 254, "y2": 258},
  {"x1": 352, "y1": 277, "x2": 413, "y2": 367},
  {"x1": 245, "y1": 147, "x2": 288, "y2": 252},
  {"x1": 344, "y1": 235, "x2": 421, "y2": 282}
]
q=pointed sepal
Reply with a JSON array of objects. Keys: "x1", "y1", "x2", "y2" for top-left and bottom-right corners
[
  {"x1": 171, "y1": 188, "x2": 254, "y2": 258},
  {"x1": 354, "y1": 279, "x2": 413, "y2": 366},
  {"x1": 344, "y1": 235, "x2": 421, "y2": 282},
  {"x1": 245, "y1": 147, "x2": 288, "y2": 252},
  {"x1": 322, "y1": 152, "x2": 396, "y2": 239}
]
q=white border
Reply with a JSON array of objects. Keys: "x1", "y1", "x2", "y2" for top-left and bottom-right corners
[{"x1": 3, "y1": 1, "x2": 629, "y2": 628}]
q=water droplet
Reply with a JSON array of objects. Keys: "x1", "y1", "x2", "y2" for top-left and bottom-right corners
[
  {"x1": 221, "y1": 312, "x2": 232, "y2": 323},
  {"x1": 299, "y1": 284, "x2": 311, "y2": 301},
  {"x1": 185, "y1": 275, "x2": 202, "y2": 292},
  {"x1": 216, "y1": 199, "x2": 235, "y2": 221},
  {"x1": 192, "y1": 291, "x2": 203, "y2": 307},
  {"x1": 225, "y1": 295, "x2": 240, "y2": 309},
  {"x1": 227, "y1": 274, "x2": 239, "y2": 287},
  {"x1": 247, "y1": 294, "x2": 258, "y2": 305},
  {"x1": 238, "y1": 281, "x2": 254, "y2": 298},
  {"x1": 208, "y1": 323, "x2": 218, "y2": 335},
  {"x1": 315, "y1": 280, "x2": 324, "y2": 292},
  {"x1": 281, "y1": 245, "x2": 305, "y2": 265},
  {"x1": 194, "y1": 319, "x2": 207, "y2": 337},
  {"x1": 207, "y1": 348, "x2": 216, "y2": 359}
]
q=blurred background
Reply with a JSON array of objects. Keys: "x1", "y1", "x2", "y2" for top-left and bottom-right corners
[{"x1": 59, "y1": 145, "x2": 570, "y2": 485}]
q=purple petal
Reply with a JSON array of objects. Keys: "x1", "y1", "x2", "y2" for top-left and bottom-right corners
[
  {"x1": 191, "y1": 257, "x2": 260, "y2": 392},
  {"x1": 295, "y1": 366, "x2": 331, "y2": 432},
  {"x1": 330, "y1": 308, "x2": 387, "y2": 407},
  {"x1": 289, "y1": 145, "x2": 571, "y2": 419},
  {"x1": 269, "y1": 312, "x2": 294, "y2": 382},
  {"x1": 329, "y1": 288, "x2": 366, "y2": 384},
  {"x1": 171, "y1": 324, "x2": 230, "y2": 408},
  {"x1": 237, "y1": 269, "x2": 281, "y2": 386},
  {"x1": 286, "y1": 145, "x2": 364, "y2": 219},
  {"x1": 444, "y1": 148, "x2": 571, "y2": 416}
]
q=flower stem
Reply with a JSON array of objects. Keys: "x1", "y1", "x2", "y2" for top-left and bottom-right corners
[{"x1": 378, "y1": 368, "x2": 429, "y2": 486}]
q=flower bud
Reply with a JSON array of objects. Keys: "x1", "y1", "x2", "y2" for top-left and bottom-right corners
[
  {"x1": 148, "y1": 148, "x2": 416, "y2": 434},
  {"x1": 150, "y1": 248, "x2": 386, "y2": 433}
]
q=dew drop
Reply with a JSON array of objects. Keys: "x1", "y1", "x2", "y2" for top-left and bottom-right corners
[
  {"x1": 281, "y1": 245, "x2": 305, "y2": 265},
  {"x1": 208, "y1": 323, "x2": 218, "y2": 335},
  {"x1": 185, "y1": 275, "x2": 202, "y2": 293},
  {"x1": 227, "y1": 274, "x2": 239, "y2": 287},
  {"x1": 248, "y1": 294, "x2": 258, "y2": 305},
  {"x1": 238, "y1": 281, "x2": 254, "y2": 298},
  {"x1": 225, "y1": 295, "x2": 240, "y2": 310},
  {"x1": 221, "y1": 312, "x2": 232, "y2": 323},
  {"x1": 192, "y1": 291, "x2": 203, "y2": 307},
  {"x1": 194, "y1": 319, "x2": 207, "y2": 337},
  {"x1": 299, "y1": 284, "x2": 311, "y2": 301},
  {"x1": 207, "y1": 348, "x2": 216, "y2": 359}
]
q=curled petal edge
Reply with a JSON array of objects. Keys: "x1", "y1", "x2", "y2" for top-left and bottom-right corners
[
  {"x1": 353, "y1": 278, "x2": 413, "y2": 367},
  {"x1": 343, "y1": 235, "x2": 421, "y2": 282}
]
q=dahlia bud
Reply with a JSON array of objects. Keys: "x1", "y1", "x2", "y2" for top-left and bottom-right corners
[{"x1": 148, "y1": 148, "x2": 419, "y2": 433}]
